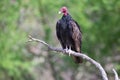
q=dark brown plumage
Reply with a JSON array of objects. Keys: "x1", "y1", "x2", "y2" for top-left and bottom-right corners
[{"x1": 56, "y1": 7, "x2": 83, "y2": 63}]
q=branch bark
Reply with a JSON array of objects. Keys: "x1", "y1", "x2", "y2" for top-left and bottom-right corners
[
  {"x1": 113, "y1": 69, "x2": 120, "y2": 80},
  {"x1": 28, "y1": 35, "x2": 119, "y2": 80}
]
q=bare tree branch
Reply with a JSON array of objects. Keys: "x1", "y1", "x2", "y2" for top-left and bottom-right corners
[
  {"x1": 27, "y1": 35, "x2": 118, "y2": 80},
  {"x1": 113, "y1": 69, "x2": 120, "y2": 80}
]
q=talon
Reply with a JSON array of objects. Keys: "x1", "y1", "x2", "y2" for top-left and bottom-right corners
[{"x1": 64, "y1": 46, "x2": 68, "y2": 53}]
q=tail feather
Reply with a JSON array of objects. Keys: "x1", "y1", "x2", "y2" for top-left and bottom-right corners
[
  {"x1": 72, "y1": 56, "x2": 83, "y2": 64},
  {"x1": 75, "y1": 56, "x2": 83, "y2": 63}
]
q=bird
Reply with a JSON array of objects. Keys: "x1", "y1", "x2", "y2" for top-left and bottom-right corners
[{"x1": 56, "y1": 6, "x2": 83, "y2": 63}]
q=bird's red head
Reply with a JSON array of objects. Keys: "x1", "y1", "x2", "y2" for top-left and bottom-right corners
[{"x1": 59, "y1": 6, "x2": 68, "y2": 16}]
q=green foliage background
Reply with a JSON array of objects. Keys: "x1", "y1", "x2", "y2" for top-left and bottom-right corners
[{"x1": 0, "y1": 0, "x2": 120, "y2": 80}]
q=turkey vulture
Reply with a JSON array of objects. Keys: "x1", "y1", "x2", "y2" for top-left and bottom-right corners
[{"x1": 56, "y1": 7, "x2": 83, "y2": 63}]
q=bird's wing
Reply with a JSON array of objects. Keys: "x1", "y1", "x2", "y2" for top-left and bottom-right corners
[
  {"x1": 74, "y1": 20, "x2": 82, "y2": 33},
  {"x1": 56, "y1": 21, "x2": 61, "y2": 40},
  {"x1": 68, "y1": 20, "x2": 82, "y2": 52},
  {"x1": 56, "y1": 21, "x2": 66, "y2": 48},
  {"x1": 68, "y1": 20, "x2": 83, "y2": 63}
]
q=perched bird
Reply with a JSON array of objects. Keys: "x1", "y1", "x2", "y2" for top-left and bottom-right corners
[{"x1": 56, "y1": 7, "x2": 83, "y2": 63}]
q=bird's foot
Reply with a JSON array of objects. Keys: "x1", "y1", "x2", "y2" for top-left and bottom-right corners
[
  {"x1": 64, "y1": 46, "x2": 68, "y2": 54},
  {"x1": 64, "y1": 46, "x2": 72, "y2": 56},
  {"x1": 64, "y1": 48, "x2": 68, "y2": 52}
]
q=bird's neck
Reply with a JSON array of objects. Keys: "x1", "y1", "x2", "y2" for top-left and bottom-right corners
[
  {"x1": 62, "y1": 14, "x2": 72, "y2": 20},
  {"x1": 63, "y1": 13, "x2": 68, "y2": 16}
]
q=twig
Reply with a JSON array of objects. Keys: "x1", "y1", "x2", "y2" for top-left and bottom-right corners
[
  {"x1": 113, "y1": 69, "x2": 120, "y2": 80},
  {"x1": 28, "y1": 35, "x2": 109, "y2": 80}
]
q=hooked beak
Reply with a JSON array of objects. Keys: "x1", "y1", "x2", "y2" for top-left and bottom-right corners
[{"x1": 58, "y1": 11, "x2": 62, "y2": 14}]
